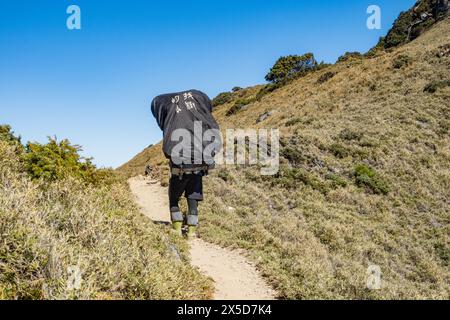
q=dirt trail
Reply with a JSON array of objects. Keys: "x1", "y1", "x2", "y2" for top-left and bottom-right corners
[{"x1": 129, "y1": 176, "x2": 275, "y2": 300}]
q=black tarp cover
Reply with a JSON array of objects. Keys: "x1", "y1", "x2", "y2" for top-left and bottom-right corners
[{"x1": 151, "y1": 90, "x2": 220, "y2": 166}]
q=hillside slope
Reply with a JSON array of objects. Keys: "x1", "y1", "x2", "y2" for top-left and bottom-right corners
[
  {"x1": 119, "y1": 17, "x2": 450, "y2": 299},
  {"x1": 0, "y1": 132, "x2": 212, "y2": 299}
]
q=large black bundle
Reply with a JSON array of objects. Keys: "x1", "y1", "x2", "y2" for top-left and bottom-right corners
[{"x1": 151, "y1": 90, "x2": 221, "y2": 167}]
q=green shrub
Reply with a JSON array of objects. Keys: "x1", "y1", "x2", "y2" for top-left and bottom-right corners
[
  {"x1": 232, "y1": 87, "x2": 243, "y2": 92},
  {"x1": 434, "y1": 242, "x2": 449, "y2": 266},
  {"x1": 271, "y1": 166, "x2": 329, "y2": 193},
  {"x1": 437, "y1": 120, "x2": 450, "y2": 136},
  {"x1": 0, "y1": 127, "x2": 118, "y2": 186},
  {"x1": 317, "y1": 71, "x2": 336, "y2": 84},
  {"x1": 0, "y1": 125, "x2": 21, "y2": 144},
  {"x1": 423, "y1": 80, "x2": 450, "y2": 93},
  {"x1": 285, "y1": 118, "x2": 302, "y2": 127},
  {"x1": 265, "y1": 53, "x2": 317, "y2": 84},
  {"x1": 256, "y1": 83, "x2": 283, "y2": 100},
  {"x1": 23, "y1": 137, "x2": 116, "y2": 185},
  {"x1": 325, "y1": 173, "x2": 348, "y2": 188},
  {"x1": 218, "y1": 169, "x2": 232, "y2": 182},
  {"x1": 393, "y1": 54, "x2": 412, "y2": 69},
  {"x1": 281, "y1": 146, "x2": 308, "y2": 165},
  {"x1": 329, "y1": 143, "x2": 350, "y2": 159},
  {"x1": 337, "y1": 52, "x2": 362, "y2": 63},
  {"x1": 339, "y1": 129, "x2": 363, "y2": 141},
  {"x1": 354, "y1": 164, "x2": 390, "y2": 195},
  {"x1": 257, "y1": 58, "x2": 328, "y2": 101},
  {"x1": 226, "y1": 98, "x2": 256, "y2": 116},
  {"x1": 212, "y1": 92, "x2": 234, "y2": 107}
]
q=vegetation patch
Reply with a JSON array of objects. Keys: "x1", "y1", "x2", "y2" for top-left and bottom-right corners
[
  {"x1": 256, "y1": 82, "x2": 284, "y2": 101},
  {"x1": 24, "y1": 138, "x2": 106, "y2": 185},
  {"x1": 339, "y1": 129, "x2": 363, "y2": 141},
  {"x1": 393, "y1": 54, "x2": 412, "y2": 69},
  {"x1": 218, "y1": 169, "x2": 232, "y2": 182},
  {"x1": 337, "y1": 52, "x2": 363, "y2": 63},
  {"x1": 265, "y1": 53, "x2": 318, "y2": 84},
  {"x1": 285, "y1": 117, "x2": 302, "y2": 127},
  {"x1": 434, "y1": 242, "x2": 449, "y2": 266},
  {"x1": 329, "y1": 143, "x2": 351, "y2": 159},
  {"x1": 354, "y1": 164, "x2": 390, "y2": 195},
  {"x1": 212, "y1": 91, "x2": 234, "y2": 107},
  {"x1": 317, "y1": 71, "x2": 336, "y2": 84},
  {"x1": 325, "y1": 173, "x2": 348, "y2": 188},
  {"x1": 0, "y1": 125, "x2": 22, "y2": 146},
  {"x1": 226, "y1": 98, "x2": 256, "y2": 116},
  {"x1": 255, "y1": 53, "x2": 330, "y2": 101},
  {"x1": 270, "y1": 166, "x2": 329, "y2": 194},
  {"x1": 423, "y1": 80, "x2": 450, "y2": 93},
  {"x1": 281, "y1": 146, "x2": 309, "y2": 166}
]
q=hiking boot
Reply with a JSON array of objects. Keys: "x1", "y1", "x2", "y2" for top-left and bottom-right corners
[
  {"x1": 172, "y1": 222, "x2": 183, "y2": 236},
  {"x1": 187, "y1": 225, "x2": 197, "y2": 239}
]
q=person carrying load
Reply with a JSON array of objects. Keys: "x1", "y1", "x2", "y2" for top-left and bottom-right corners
[{"x1": 151, "y1": 90, "x2": 221, "y2": 238}]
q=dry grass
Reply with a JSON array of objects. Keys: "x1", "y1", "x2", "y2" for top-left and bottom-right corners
[
  {"x1": 0, "y1": 140, "x2": 212, "y2": 300},
  {"x1": 120, "y1": 18, "x2": 450, "y2": 299}
]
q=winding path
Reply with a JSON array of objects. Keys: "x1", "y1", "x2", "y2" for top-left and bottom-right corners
[{"x1": 129, "y1": 176, "x2": 275, "y2": 300}]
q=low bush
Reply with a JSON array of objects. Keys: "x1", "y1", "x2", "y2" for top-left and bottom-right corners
[
  {"x1": 423, "y1": 80, "x2": 450, "y2": 93},
  {"x1": 212, "y1": 91, "x2": 234, "y2": 107},
  {"x1": 280, "y1": 146, "x2": 308, "y2": 165},
  {"x1": 285, "y1": 117, "x2": 302, "y2": 127},
  {"x1": 354, "y1": 164, "x2": 390, "y2": 195},
  {"x1": 317, "y1": 71, "x2": 336, "y2": 84},
  {"x1": 271, "y1": 166, "x2": 329, "y2": 194},
  {"x1": 256, "y1": 83, "x2": 283, "y2": 101},
  {"x1": 393, "y1": 54, "x2": 412, "y2": 69},
  {"x1": 329, "y1": 143, "x2": 351, "y2": 159},
  {"x1": 226, "y1": 98, "x2": 256, "y2": 116},
  {"x1": 337, "y1": 52, "x2": 362, "y2": 63},
  {"x1": 339, "y1": 129, "x2": 363, "y2": 141},
  {"x1": 24, "y1": 138, "x2": 98, "y2": 182},
  {"x1": 0, "y1": 125, "x2": 21, "y2": 145},
  {"x1": 218, "y1": 169, "x2": 232, "y2": 182},
  {"x1": 325, "y1": 173, "x2": 348, "y2": 188},
  {"x1": 265, "y1": 53, "x2": 318, "y2": 84}
]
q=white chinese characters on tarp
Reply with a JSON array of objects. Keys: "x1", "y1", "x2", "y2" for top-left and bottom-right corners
[
  {"x1": 172, "y1": 95, "x2": 180, "y2": 104},
  {"x1": 172, "y1": 92, "x2": 197, "y2": 114}
]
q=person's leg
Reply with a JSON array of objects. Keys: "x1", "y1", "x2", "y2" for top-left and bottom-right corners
[
  {"x1": 168, "y1": 175, "x2": 187, "y2": 234},
  {"x1": 186, "y1": 198, "x2": 199, "y2": 226},
  {"x1": 185, "y1": 173, "x2": 203, "y2": 237}
]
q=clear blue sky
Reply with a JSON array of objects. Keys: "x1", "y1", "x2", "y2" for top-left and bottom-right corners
[{"x1": 0, "y1": 0, "x2": 415, "y2": 168}]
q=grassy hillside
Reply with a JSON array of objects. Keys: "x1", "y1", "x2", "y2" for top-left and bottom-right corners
[
  {"x1": 119, "y1": 13, "x2": 450, "y2": 299},
  {"x1": 0, "y1": 128, "x2": 212, "y2": 299},
  {"x1": 204, "y1": 18, "x2": 450, "y2": 299}
]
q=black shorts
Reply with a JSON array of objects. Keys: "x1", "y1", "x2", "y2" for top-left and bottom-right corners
[{"x1": 169, "y1": 173, "x2": 204, "y2": 205}]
